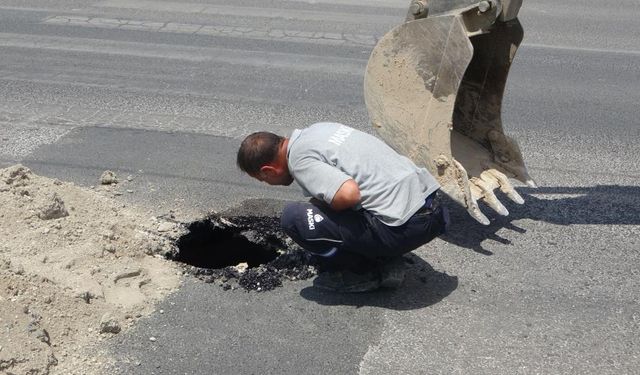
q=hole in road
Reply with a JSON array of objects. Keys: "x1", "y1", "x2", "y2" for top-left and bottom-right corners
[
  {"x1": 172, "y1": 216, "x2": 281, "y2": 269},
  {"x1": 169, "y1": 215, "x2": 317, "y2": 292}
]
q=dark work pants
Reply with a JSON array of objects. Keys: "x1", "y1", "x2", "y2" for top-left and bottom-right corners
[{"x1": 280, "y1": 192, "x2": 449, "y2": 272}]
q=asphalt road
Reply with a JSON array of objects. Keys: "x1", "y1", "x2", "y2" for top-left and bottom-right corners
[{"x1": 1, "y1": 0, "x2": 639, "y2": 374}]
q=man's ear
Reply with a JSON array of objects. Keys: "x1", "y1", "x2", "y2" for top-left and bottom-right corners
[{"x1": 260, "y1": 164, "x2": 278, "y2": 176}]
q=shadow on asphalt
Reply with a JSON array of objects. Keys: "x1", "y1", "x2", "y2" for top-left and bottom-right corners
[
  {"x1": 299, "y1": 253, "x2": 458, "y2": 310},
  {"x1": 442, "y1": 185, "x2": 640, "y2": 254}
]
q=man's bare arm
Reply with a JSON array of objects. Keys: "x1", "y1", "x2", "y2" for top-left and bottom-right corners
[{"x1": 330, "y1": 179, "x2": 361, "y2": 211}]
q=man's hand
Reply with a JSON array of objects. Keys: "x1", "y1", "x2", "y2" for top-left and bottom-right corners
[{"x1": 330, "y1": 179, "x2": 361, "y2": 211}]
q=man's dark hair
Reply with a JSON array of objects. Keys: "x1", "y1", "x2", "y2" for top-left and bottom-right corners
[{"x1": 237, "y1": 132, "x2": 284, "y2": 175}]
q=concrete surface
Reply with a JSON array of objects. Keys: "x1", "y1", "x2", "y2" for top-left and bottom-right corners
[{"x1": 1, "y1": 0, "x2": 639, "y2": 374}]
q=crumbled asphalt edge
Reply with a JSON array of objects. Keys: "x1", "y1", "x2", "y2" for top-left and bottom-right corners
[{"x1": 167, "y1": 215, "x2": 318, "y2": 292}]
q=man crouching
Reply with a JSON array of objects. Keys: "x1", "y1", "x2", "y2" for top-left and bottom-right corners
[{"x1": 237, "y1": 122, "x2": 448, "y2": 292}]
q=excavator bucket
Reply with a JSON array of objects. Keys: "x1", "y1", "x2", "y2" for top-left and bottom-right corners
[{"x1": 364, "y1": 0, "x2": 536, "y2": 225}]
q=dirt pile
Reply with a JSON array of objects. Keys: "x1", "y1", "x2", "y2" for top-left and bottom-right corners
[{"x1": 0, "y1": 165, "x2": 181, "y2": 375}]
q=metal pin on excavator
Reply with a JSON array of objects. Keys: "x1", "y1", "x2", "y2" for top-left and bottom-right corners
[{"x1": 365, "y1": 0, "x2": 536, "y2": 225}]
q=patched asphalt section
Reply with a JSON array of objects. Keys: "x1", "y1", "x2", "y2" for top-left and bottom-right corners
[
  {"x1": 105, "y1": 278, "x2": 383, "y2": 375},
  {"x1": 104, "y1": 252, "x2": 458, "y2": 375},
  {"x1": 20, "y1": 126, "x2": 301, "y2": 217}
]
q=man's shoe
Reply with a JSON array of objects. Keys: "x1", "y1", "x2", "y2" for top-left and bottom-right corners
[
  {"x1": 379, "y1": 257, "x2": 406, "y2": 289},
  {"x1": 313, "y1": 269, "x2": 381, "y2": 293}
]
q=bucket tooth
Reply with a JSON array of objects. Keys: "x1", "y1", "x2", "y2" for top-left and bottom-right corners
[
  {"x1": 467, "y1": 203, "x2": 491, "y2": 226},
  {"x1": 471, "y1": 176, "x2": 509, "y2": 216},
  {"x1": 485, "y1": 169, "x2": 524, "y2": 204}
]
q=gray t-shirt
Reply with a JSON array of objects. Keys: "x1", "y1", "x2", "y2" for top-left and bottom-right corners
[{"x1": 287, "y1": 122, "x2": 440, "y2": 226}]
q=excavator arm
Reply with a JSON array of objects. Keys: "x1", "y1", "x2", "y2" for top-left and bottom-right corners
[{"x1": 364, "y1": 0, "x2": 535, "y2": 225}]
